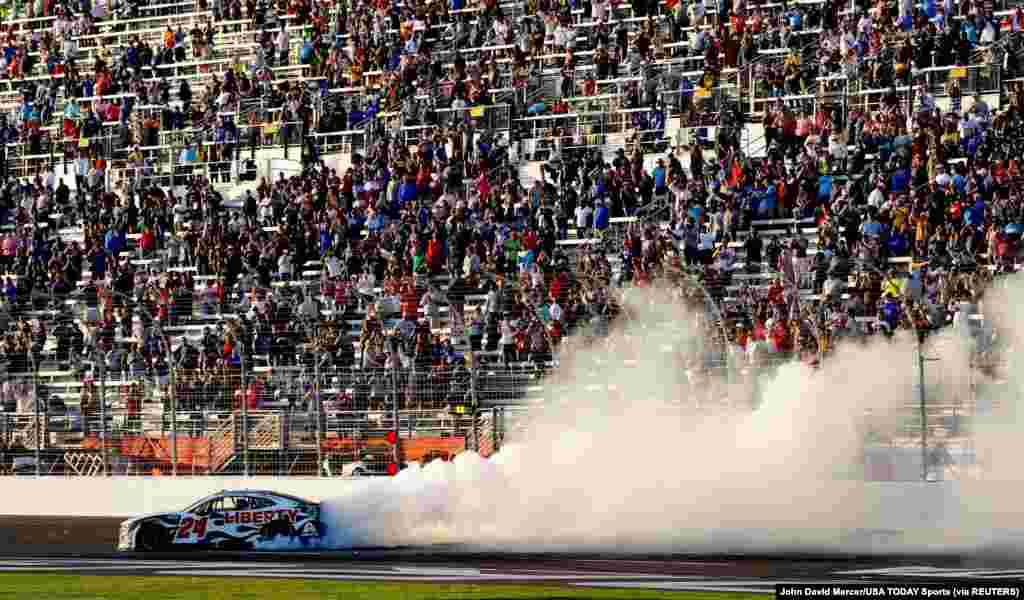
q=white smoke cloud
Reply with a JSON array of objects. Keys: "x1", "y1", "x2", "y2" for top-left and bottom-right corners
[{"x1": 317, "y1": 284, "x2": 1024, "y2": 554}]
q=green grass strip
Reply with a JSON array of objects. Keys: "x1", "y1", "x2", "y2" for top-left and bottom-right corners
[{"x1": 0, "y1": 574, "x2": 770, "y2": 600}]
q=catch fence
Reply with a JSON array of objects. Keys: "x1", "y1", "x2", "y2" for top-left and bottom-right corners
[{"x1": 0, "y1": 274, "x2": 1009, "y2": 481}]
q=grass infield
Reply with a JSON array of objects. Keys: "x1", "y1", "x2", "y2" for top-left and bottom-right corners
[{"x1": 0, "y1": 574, "x2": 771, "y2": 600}]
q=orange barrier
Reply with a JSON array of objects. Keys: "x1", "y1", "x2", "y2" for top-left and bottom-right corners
[
  {"x1": 83, "y1": 435, "x2": 214, "y2": 469},
  {"x1": 82, "y1": 435, "x2": 467, "y2": 471}
]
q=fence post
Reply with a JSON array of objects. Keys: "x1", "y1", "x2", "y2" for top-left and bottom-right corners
[
  {"x1": 917, "y1": 344, "x2": 927, "y2": 482},
  {"x1": 240, "y1": 350, "x2": 249, "y2": 477},
  {"x1": 314, "y1": 360, "x2": 322, "y2": 477},
  {"x1": 391, "y1": 367, "x2": 400, "y2": 467},
  {"x1": 31, "y1": 354, "x2": 40, "y2": 477},
  {"x1": 99, "y1": 351, "x2": 108, "y2": 476},
  {"x1": 490, "y1": 406, "x2": 498, "y2": 454},
  {"x1": 470, "y1": 356, "x2": 478, "y2": 408},
  {"x1": 469, "y1": 358, "x2": 479, "y2": 453},
  {"x1": 168, "y1": 344, "x2": 177, "y2": 477}
]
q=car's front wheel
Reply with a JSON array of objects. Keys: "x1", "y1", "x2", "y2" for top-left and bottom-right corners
[{"x1": 135, "y1": 524, "x2": 167, "y2": 552}]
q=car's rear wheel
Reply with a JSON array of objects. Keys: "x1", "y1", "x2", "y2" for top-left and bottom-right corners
[{"x1": 135, "y1": 524, "x2": 166, "y2": 552}]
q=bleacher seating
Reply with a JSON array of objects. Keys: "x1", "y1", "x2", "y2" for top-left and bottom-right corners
[{"x1": 0, "y1": 0, "x2": 1020, "y2": 476}]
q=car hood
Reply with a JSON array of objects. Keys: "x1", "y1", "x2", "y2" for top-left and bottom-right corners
[{"x1": 122, "y1": 512, "x2": 182, "y2": 527}]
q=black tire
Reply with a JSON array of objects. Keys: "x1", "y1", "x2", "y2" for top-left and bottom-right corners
[{"x1": 135, "y1": 524, "x2": 166, "y2": 552}]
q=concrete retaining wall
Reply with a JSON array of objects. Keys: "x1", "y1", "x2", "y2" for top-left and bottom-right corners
[
  {"x1": 0, "y1": 477, "x2": 371, "y2": 517},
  {"x1": 3, "y1": 478, "x2": 1022, "y2": 553}
]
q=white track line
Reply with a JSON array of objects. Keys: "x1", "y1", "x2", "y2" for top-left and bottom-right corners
[
  {"x1": 576, "y1": 581, "x2": 778, "y2": 593},
  {"x1": 838, "y1": 567, "x2": 1024, "y2": 579},
  {"x1": 391, "y1": 567, "x2": 482, "y2": 576},
  {"x1": 152, "y1": 569, "x2": 677, "y2": 581}
]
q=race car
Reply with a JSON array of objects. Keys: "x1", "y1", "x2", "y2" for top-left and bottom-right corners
[{"x1": 117, "y1": 490, "x2": 324, "y2": 552}]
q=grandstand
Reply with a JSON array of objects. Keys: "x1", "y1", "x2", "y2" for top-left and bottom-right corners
[{"x1": 0, "y1": 0, "x2": 1019, "y2": 479}]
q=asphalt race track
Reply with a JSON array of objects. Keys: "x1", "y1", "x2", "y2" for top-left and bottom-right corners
[{"x1": 3, "y1": 516, "x2": 1024, "y2": 592}]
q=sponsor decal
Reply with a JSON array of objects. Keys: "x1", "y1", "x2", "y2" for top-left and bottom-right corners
[
  {"x1": 224, "y1": 509, "x2": 300, "y2": 525},
  {"x1": 300, "y1": 522, "x2": 318, "y2": 537}
]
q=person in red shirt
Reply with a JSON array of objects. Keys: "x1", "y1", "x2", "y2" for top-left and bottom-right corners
[
  {"x1": 769, "y1": 319, "x2": 788, "y2": 353},
  {"x1": 245, "y1": 382, "x2": 259, "y2": 411},
  {"x1": 426, "y1": 233, "x2": 444, "y2": 275},
  {"x1": 767, "y1": 278, "x2": 785, "y2": 306},
  {"x1": 400, "y1": 280, "x2": 420, "y2": 319},
  {"x1": 140, "y1": 226, "x2": 156, "y2": 255},
  {"x1": 522, "y1": 229, "x2": 538, "y2": 252}
]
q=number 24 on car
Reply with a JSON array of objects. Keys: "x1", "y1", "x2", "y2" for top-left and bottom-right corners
[{"x1": 177, "y1": 517, "x2": 208, "y2": 539}]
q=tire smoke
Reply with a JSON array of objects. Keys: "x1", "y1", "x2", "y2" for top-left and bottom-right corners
[{"x1": 317, "y1": 285, "x2": 1024, "y2": 554}]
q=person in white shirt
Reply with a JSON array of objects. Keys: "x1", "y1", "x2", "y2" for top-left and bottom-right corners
[
  {"x1": 918, "y1": 90, "x2": 935, "y2": 113},
  {"x1": 325, "y1": 253, "x2": 341, "y2": 277},
  {"x1": 699, "y1": 227, "x2": 717, "y2": 264},
  {"x1": 868, "y1": 181, "x2": 886, "y2": 208},
  {"x1": 548, "y1": 300, "x2": 563, "y2": 323},
  {"x1": 277, "y1": 250, "x2": 293, "y2": 280},
  {"x1": 275, "y1": 23, "x2": 290, "y2": 63},
  {"x1": 299, "y1": 294, "x2": 318, "y2": 320},
  {"x1": 970, "y1": 95, "x2": 990, "y2": 124},
  {"x1": 829, "y1": 132, "x2": 848, "y2": 171},
  {"x1": 959, "y1": 113, "x2": 979, "y2": 138},
  {"x1": 575, "y1": 203, "x2": 593, "y2": 238},
  {"x1": 981, "y1": 20, "x2": 996, "y2": 44},
  {"x1": 499, "y1": 318, "x2": 516, "y2": 366}
]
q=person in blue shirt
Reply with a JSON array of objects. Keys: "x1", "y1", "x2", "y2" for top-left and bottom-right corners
[
  {"x1": 891, "y1": 168, "x2": 909, "y2": 193},
  {"x1": 952, "y1": 172, "x2": 967, "y2": 194},
  {"x1": 678, "y1": 77, "x2": 693, "y2": 113},
  {"x1": 367, "y1": 210, "x2": 388, "y2": 234},
  {"x1": 963, "y1": 20, "x2": 978, "y2": 45},
  {"x1": 594, "y1": 199, "x2": 610, "y2": 231},
  {"x1": 347, "y1": 209, "x2": 366, "y2": 240},
  {"x1": 653, "y1": 159, "x2": 667, "y2": 194},
  {"x1": 300, "y1": 41, "x2": 315, "y2": 64},
  {"x1": 880, "y1": 294, "x2": 902, "y2": 335},
  {"x1": 104, "y1": 227, "x2": 125, "y2": 257},
  {"x1": 319, "y1": 227, "x2": 333, "y2": 257},
  {"x1": 398, "y1": 179, "x2": 417, "y2": 206},
  {"x1": 887, "y1": 229, "x2": 909, "y2": 256},
  {"x1": 965, "y1": 196, "x2": 985, "y2": 226},
  {"x1": 860, "y1": 213, "x2": 883, "y2": 239},
  {"x1": 688, "y1": 202, "x2": 703, "y2": 224}
]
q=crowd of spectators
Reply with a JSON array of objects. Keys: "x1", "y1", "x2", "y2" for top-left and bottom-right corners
[{"x1": 0, "y1": 0, "x2": 1019, "y2": 434}]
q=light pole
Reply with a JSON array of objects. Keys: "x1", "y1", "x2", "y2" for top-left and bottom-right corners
[
  {"x1": 851, "y1": 258, "x2": 936, "y2": 481},
  {"x1": 917, "y1": 337, "x2": 927, "y2": 481}
]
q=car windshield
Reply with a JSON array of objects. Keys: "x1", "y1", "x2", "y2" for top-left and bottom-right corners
[{"x1": 184, "y1": 495, "x2": 218, "y2": 513}]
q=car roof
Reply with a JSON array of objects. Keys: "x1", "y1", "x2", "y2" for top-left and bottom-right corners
[{"x1": 218, "y1": 490, "x2": 314, "y2": 503}]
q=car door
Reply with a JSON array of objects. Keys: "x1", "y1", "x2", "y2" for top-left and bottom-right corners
[
  {"x1": 173, "y1": 498, "x2": 220, "y2": 547},
  {"x1": 209, "y1": 496, "x2": 245, "y2": 545}
]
